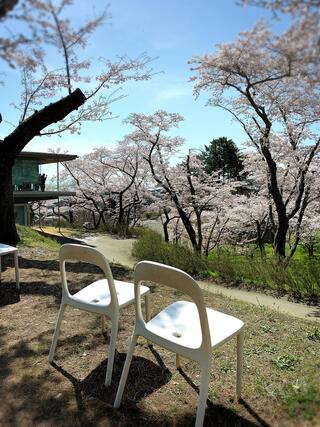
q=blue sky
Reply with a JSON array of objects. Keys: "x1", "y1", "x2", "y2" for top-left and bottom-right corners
[{"x1": 0, "y1": 0, "x2": 289, "y2": 175}]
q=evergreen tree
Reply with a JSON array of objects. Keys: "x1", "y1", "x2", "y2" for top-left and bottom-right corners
[{"x1": 199, "y1": 137, "x2": 243, "y2": 179}]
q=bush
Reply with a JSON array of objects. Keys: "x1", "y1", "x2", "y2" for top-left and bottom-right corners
[
  {"x1": 132, "y1": 229, "x2": 209, "y2": 276},
  {"x1": 132, "y1": 230, "x2": 320, "y2": 299},
  {"x1": 208, "y1": 249, "x2": 320, "y2": 298}
]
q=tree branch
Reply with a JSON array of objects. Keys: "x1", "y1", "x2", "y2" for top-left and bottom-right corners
[{"x1": 1, "y1": 88, "x2": 86, "y2": 159}]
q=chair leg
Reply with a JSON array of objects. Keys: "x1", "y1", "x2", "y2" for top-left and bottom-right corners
[
  {"x1": 145, "y1": 293, "x2": 151, "y2": 346},
  {"x1": 101, "y1": 315, "x2": 107, "y2": 334},
  {"x1": 236, "y1": 330, "x2": 244, "y2": 400},
  {"x1": 113, "y1": 334, "x2": 138, "y2": 408},
  {"x1": 48, "y1": 304, "x2": 66, "y2": 363},
  {"x1": 105, "y1": 317, "x2": 119, "y2": 386},
  {"x1": 195, "y1": 361, "x2": 210, "y2": 427},
  {"x1": 145, "y1": 293, "x2": 150, "y2": 321},
  {"x1": 14, "y1": 251, "x2": 20, "y2": 290},
  {"x1": 176, "y1": 353, "x2": 181, "y2": 369}
]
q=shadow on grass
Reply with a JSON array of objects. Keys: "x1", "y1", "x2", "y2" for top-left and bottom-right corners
[
  {"x1": 17, "y1": 256, "x2": 132, "y2": 279},
  {"x1": 0, "y1": 319, "x2": 267, "y2": 427},
  {"x1": 0, "y1": 255, "x2": 133, "y2": 308},
  {"x1": 178, "y1": 368, "x2": 269, "y2": 427},
  {"x1": 0, "y1": 283, "x2": 20, "y2": 307},
  {"x1": 308, "y1": 306, "x2": 320, "y2": 318},
  {"x1": 51, "y1": 351, "x2": 261, "y2": 427},
  {"x1": 34, "y1": 229, "x2": 89, "y2": 246},
  {"x1": 52, "y1": 349, "x2": 171, "y2": 404}
]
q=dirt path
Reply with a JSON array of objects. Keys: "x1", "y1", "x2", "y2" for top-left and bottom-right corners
[
  {"x1": 82, "y1": 234, "x2": 319, "y2": 322},
  {"x1": 83, "y1": 234, "x2": 137, "y2": 268},
  {"x1": 198, "y1": 280, "x2": 319, "y2": 321}
]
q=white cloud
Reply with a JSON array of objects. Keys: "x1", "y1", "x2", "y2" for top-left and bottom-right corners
[{"x1": 155, "y1": 86, "x2": 191, "y2": 102}]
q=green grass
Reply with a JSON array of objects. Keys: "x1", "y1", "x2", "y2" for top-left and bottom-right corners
[
  {"x1": 208, "y1": 249, "x2": 320, "y2": 298},
  {"x1": 132, "y1": 229, "x2": 209, "y2": 276},
  {"x1": 16, "y1": 224, "x2": 60, "y2": 250},
  {"x1": 263, "y1": 242, "x2": 320, "y2": 261},
  {"x1": 133, "y1": 229, "x2": 320, "y2": 299},
  {"x1": 281, "y1": 381, "x2": 320, "y2": 420}
]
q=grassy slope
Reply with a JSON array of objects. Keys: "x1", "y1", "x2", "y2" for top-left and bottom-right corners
[{"x1": 17, "y1": 224, "x2": 60, "y2": 250}]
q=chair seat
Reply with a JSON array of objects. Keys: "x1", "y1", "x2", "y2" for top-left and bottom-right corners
[
  {"x1": 72, "y1": 279, "x2": 149, "y2": 308},
  {"x1": 0, "y1": 243, "x2": 18, "y2": 255},
  {"x1": 146, "y1": 300, "x2": 244, "y2": 349}
]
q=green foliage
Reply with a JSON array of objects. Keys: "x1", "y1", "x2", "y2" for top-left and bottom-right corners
[
  {"x1": 208, "y1": 249, "x2": 320, "y2": 298},
  {"x1": 199, "y1": 136, "x2": 244, "y2": 179},
  {"x1": 132, "y1": 229, "x2": 209, "y2": 276},
  {"x1": 307, "y1": 328, "x2": 320, "y2": 342},
  {"x1": 272, "y1": 354, "x2": 300, "y2": 371},
  {"x1": 133, "y1": 231, "x2": 320, "y2": 299},
  {"x1": 16, "y1": 225, "x2": 60, "y2": 250},
  {"x1": 282, "y1": 381, "x2": 320, "y2": 420}
]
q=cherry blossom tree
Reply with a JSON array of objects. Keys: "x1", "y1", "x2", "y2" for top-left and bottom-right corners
[
  {"x1": 0, "y1": 0, "x2": 152, "y2": 245},
  {"x1": 190, "y1": 15, "x2": 320, "y2": 258},
  {"x1": 63, "y1": 141, "x2": 150, "y2": 233},
  {"x1": 296, "y1": 208, "x2": 320, "y2": 257},
  {"x1": 142, "y1": 193, "x2": 179, "y2": 243},
  {"x1": 0, "y1": 1, "x2": 23, "y2": 67},
  {"x1": 240, "y1": 0, "x2": 320, "y2": 15},
  {"x1": 0, "y1": 0, "x2": 18, "y2": 18},
  {"x1": 124, "y1": 111, "x2": 236, "y2": 254}
]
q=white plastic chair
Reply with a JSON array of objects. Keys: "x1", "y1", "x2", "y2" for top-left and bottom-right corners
[
  {"x1": 0, "y1": 243, "x2": 20, "y2": 289},
  {"x1": 48, "y1": 244, "x2": 150, "y2": 386},
  {"x1": 114, "y1": 261, "x2": 244, "y2": 427}
]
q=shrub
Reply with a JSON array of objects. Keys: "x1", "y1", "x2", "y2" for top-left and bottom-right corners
[
  {"x1": 133, "y1": 230, "x2": 320, "y2": 298},
  {"x1": 132, "y1": 229, "x2": 209, "y2": 276},
  {"x1": 208, "y1": 249, "x2": 320, "y2": 298}
]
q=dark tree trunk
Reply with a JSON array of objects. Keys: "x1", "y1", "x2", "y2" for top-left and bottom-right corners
[
  {"x1": 69, "y1": 209, "x2": 74, "y2": 224},
  {"x1": 176, "y1": 206, "x2": 199, "y2": 252},
  {"x1": 118, "y1": 193, "x2": 125, "y2": 225},
  {"x1": 0, "y1": 160, "x2": 19, "y2": 245},
  {"x1": 256, "y1": 220, "x2": 266, "y2": 258},
  {"x1": 161, "y1": 211, "x2": 170, "y2": 243},
  {"x1": 91, "y1": 211, "x2": 97, "y2": 229},
  {"x1": 261, "y1": 144, "x2": 288, "y2": 258},
  {"x1": 273, "y1": 216, "x2": 288, "y2": 258},
  {"x1": 0, "y1": 88, "x2": 86, "y2": 245},
  {"x1": 306, "y1": 244, "x2": 314, "y2": 257},
  {"x1": 0, "y1": 0, "x2": 19, "y2": 19},
  {"x1": 163, "y1": 223, "x2": 169, "y2": 243}
]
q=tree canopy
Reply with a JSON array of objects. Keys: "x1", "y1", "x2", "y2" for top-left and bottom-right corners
[
  {"x1": 199, "y1": 137, "x2": 244, "y2": 179},
  {"x1": 0, "y1": 0, "x2": 152, "y2": 245}
]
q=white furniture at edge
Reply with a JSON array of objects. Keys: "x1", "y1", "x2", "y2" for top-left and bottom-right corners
[
  {"x1": 48, "y1": 243, "x2": 150, "y2": 386},
  {"x1": 0, "y1": 243, "x2": 20, "y2": 289},
  {"x1": 114, "y1": 260, "x2": 244, "y2": 427}
]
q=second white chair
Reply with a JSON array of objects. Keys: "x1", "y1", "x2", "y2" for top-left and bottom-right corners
[
  {"x1": 114, "y1": 261, "x2": 244, "y2": 427},
  {"x1": 48, "y1": 243, "x2": 150, "y2": 386}
]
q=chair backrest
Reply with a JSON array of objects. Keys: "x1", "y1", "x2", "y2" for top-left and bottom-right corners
[
  {"x1": 59, "y1": 243, "x2": 118, "y2": 308},
  {"x1": 134, "y1": 260, "x2": 211, "y2": 351}
]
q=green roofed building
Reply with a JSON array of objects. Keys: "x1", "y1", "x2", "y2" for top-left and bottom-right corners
[{"x1": 13, "y1": 151, "x2": 77, "y2": 226}]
